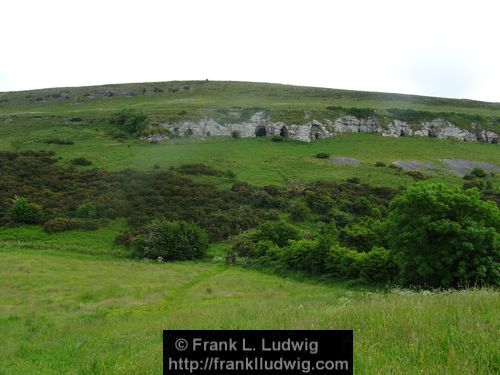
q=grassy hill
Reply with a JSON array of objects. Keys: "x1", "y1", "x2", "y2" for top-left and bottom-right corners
[{"x1": 0, "y1": 81, "x2": 499, "y2": 374}]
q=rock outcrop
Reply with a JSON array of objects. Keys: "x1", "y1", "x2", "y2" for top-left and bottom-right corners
[{"x1": 143, "y1": 111, "x2": 498, "y2": 144}]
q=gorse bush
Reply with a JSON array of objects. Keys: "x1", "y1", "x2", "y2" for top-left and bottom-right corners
[
  {"x1": 134, "y1": 219, "x2": 209, "y2": 260},
  {"x1": 9, "y1": 196, "x2": 43, "y2": 224},
  {"x1": 388, "y1": 183, "x2": 500, "y2": 288},
  {"x1": 76, "y1": 202, "x2": 99, "y2": 219},
  {"x1": 44, "y1": 218, "x2": 99, "y2": 233},
  {"x1": 254, "y1": 221, "x2": 301, "y2": 247},
  {"x1": 109, "y1": 109, "x2": 147, "y2": 135},
  {"x1": 315, "y1": 152, "x2": 330, "y2": 159}
]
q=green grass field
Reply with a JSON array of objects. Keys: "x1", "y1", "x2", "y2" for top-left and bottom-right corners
[
  {"x1": 1, "y1": 247, "x2": 498, "y2": 375},
  {"x1": 0, "y1": 81, "x2": 499, "y2": 374}
]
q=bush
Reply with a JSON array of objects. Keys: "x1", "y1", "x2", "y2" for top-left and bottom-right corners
[
  {"x1": 470, "y1": 168, "x2": 487, "y2": 178},
  {"x1": 289, "y1": 202, "x2": 310, "y2": 222},
  {"x1": 232, "y1": 231, "x2": 259, "y2": 257},
  {"x1": 76, "y1": 202, "x2": 99, "y2": 219},
  {"x1": 70, "y1": 157, "x2": 92, "y2": 166},
  {"x1": 281, "y1": 239, "x2": 330, "y2": 274},
  {"x1": 405, "y1": 171, "x2": 427, "y2": 181},
  {"x1": 176, "y1": 163, "x2": 221, "y2": 176},
  {"x1": 359, "y1": 247, "x2": 398, "y2": 282},
  {"x1": 109, "y1": 109, "x2": 147, "y2": 135},
  {"x1": 9, "y1": 196, "x2": 43, "y2": 224},
  {"x1": 340, "y1": 218, "x2": 387, "y2": 251},
  {"x1": 44, "y1": 218, "x2": 99, "y2": 233},
  {"x1": 134, "y1": 219, "x2": 209, "y2": 260},
  {"x1": 374, "y1": 161, "x2": 386, "y2": 167},
  {"x1": 388, "y1": 183, "x2": 500, "y2": 288},
  {"x1": 44, "y1": 138, "x2": 75, "y2": 145},
  {"x1": 325, "y1": 244, "x2": 365, "y2": 279},
  {"x1": 255, "y1": 221, "x2": 301, "y2": 247},
  {"x1": 315, "y1": 153, "x2": 330, "y2": 159}
]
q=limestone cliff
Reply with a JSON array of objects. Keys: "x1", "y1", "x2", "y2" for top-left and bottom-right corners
[{"x1": 143, "y1": 111, "x2": 499, "y2": 143}]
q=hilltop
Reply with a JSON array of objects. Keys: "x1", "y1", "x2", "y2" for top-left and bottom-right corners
[{"x1": 1, "y1": 81, "x2": 499, "y2": 144}]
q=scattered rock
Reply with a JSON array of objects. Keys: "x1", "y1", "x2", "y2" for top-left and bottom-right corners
[
  {"x1": 441, "y1": 159, "x2": 500, "y2": 176},
  {"x1": 330, "y1": 157, "x2": 360, "y2": 166},
  {"x1": 392, "y1": 161, "x2": 435, "y2": 172}
]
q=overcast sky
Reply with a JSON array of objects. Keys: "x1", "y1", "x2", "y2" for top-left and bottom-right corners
[{"x1": 1, "y1": 0, "x2": 499, "y2": 102}]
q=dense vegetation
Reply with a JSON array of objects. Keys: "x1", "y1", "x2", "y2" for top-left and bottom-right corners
[
  {"x1": 0, "y1": 81, "x2": 499, "y2": 374},
  {"x1": 1, "y1": 149, "x2": 498, "y2": 288}
]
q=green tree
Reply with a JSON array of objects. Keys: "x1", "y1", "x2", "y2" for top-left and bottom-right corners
[
  {"x1": 109, "y1": 109, "x2": 147, "y2": 135},
  {"x1": 255, "y1": 221, "x2": 300, "y2": 247},
  {"x1": 9, "y1": 196, "x2": 43, "y2": 224},
  {"x1": 134, "y1": 220, "x2": 209, "y2": 260},
  {"x1": 388, "y1": 183, "x2": 500, "y2": 288}
]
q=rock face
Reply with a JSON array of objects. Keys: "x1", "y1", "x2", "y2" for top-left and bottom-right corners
[{"x1": 144, "y1": 111, "x2": 499, "y2": 144}]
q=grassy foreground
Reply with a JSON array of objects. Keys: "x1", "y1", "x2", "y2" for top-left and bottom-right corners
[{"x1": 0, "y1": 247, "x2": 498, "y2": 375}]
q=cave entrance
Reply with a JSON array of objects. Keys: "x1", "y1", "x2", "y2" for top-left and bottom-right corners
[
  {"x1": 310, "y1": 124, "x2": 322, "y2": 140},
  {"x1": 231, "y1": 130, "x2": 241, "y2": 138},
  {"x1": 255, "y1": 125, "x2": 267, "y2": 137},
  {"x1": 279, "y1": 126, "x2": 288, "y2": 138}
]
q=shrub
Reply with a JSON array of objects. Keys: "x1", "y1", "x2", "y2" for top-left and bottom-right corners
[
  {"x1": 109, "y1": 109, "x2": 147, "y2": 135},
  {"x1": 44, "y1": 138, "x2": 75, "y2": 145},
  {"x1": 340, "y1": 218, "x2": 387, "y2": 252},
  {"x1": 255, "y1": 221, "x2": 301, "y2": 247},
  {"x1": 76, "y1": 202, "x2": 99, "y2": 219},
  {"x1": 281, "y1": 239, "x2": 318, "y2": 271},
  {"x1": 134, "y1": 219, "x2": 209, "y2": 260},
  {"x1": 9, "y1": 196, "x2": 43, "y2": 224},
  {"x1": 44, "y1": 218, "x2": 99, "y2": 233},
  {"x1": 470, "y1": 168, "x2": 487, "y2": 178},
  {"x1": 359, "y1": 247, "x2": 398, "y2": 282},
  {"x1": 70, "y1": 157, "x2": 92, "y2": 166},
  {"x1": 315, "y1": 153, "x2": 330, "y2": 159},
  {"x1": 388, "y1": 183, "x2": 500, "y2": 288},
  {"x1": 176, "y1": 163, "x2": 221, "y2": 176},
  {"x1": 289, "y1": 202, "x2": 310, "y2": 222},
  {"x1": 325, "y1": 244, "x2": 365, "y2": 279},
  {"x1": 374, "y1": 161, "x2": 386, "y2": 167},
  {"x1": 405, "y1": 171, "x2": 427, "y2": 181},
  {"x1": 232, "y1": 231, "x2": 259, "y2": 257},
  {"x1": 463, "y1": 180, "x2": 487, "y2": 191}
]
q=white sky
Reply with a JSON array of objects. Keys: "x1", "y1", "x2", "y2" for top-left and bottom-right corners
[{"x1": 1, "y1": 0, "x2": 499, "y2": 102}]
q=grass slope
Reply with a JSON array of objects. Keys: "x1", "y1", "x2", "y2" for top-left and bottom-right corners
[{"x1": 1, "y1": 248, "x2": 498, "y2": 375}]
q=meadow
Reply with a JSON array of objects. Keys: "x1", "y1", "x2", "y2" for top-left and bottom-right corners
[
  {"x1": 0, "y1": 81, "x2": 499, "y2": 374},
  {"x1": 1, "y1": 247, "x2": 498, "y2": 375}
]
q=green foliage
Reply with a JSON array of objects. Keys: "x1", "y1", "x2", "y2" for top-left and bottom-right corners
[
  {"x1": 326, "y1": 106, "x2": 375, "y2": 118},
  {"x1": 70, "y1": 157, "x2": 92, "y2": 166},
  {"x1": 388, "y1": 183, "x2": 500, "y2": 288},
  {"x1": 405, "y1": 171, "x2": 427, "y2": 181},
  {"x1": 470, "y1": 168, "x2": 487, "y2": 178},
  {"x1": 134, "y1": 219, "x2": 209, "y2": 261},
  {"x1": 176, "y1": 163, "x2": 221, "y2": 176},
  {"x1": 44, "y1": 138, "x2": 75, "y2": 145},
  {"x1": 359, "y1": 247, "x2": 398, "y2": 282},
  {"x1": 44, "y1": 218, "x2": 100, "y2": 233},
  {"x1": 109, "y1": 109, "x2": 147, "y2": 135},
  {"x1": 76, "y1": 202, "x2": 99, "y2": 219},
  {"x1": 315, "y1": 152, "x2": 330, "y2": 159},
  {"x1": 289, "y1": 202, "x2": 310, "y2": 222},
  {"x1": 9, "y1": 196, "x2": 43, "y2": 224},
  {"x1": 325, "y1": 245, "x2": 397, "y2": 282},
  {"x1": 340, "y1": 218, "x2": 387, "y2": 251},
  {"x1": 254, "y1": 221, "x2": 301, "y2": 247}
]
